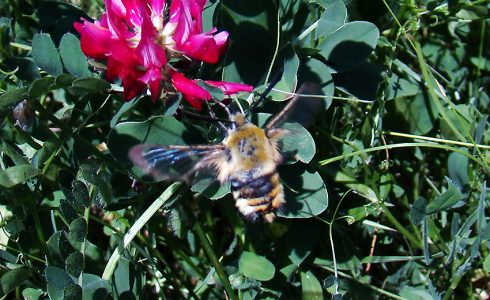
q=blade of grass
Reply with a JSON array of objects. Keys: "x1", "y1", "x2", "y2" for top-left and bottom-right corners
[{"x1": 102, "y1": 182, "x2": 182, "y2": 280}]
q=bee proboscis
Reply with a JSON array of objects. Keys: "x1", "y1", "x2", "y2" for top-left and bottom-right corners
[{"x1": 129, "y1": 88, "x2": 313, "y2": 222}]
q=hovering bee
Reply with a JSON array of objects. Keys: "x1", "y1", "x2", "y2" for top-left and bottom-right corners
[{"x1": 129, "y1": 83, "x2": 319, "y2": 222}]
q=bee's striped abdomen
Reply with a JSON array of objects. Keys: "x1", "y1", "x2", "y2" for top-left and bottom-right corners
[{"x1": 231, "y1": 172, "x2": 285, "y2": 223}]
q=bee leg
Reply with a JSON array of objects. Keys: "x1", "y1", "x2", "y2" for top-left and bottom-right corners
[{"x1": 204, "y1": 100, "x2": 228, "y2": 132}]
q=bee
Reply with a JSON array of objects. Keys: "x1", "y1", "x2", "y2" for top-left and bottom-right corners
[{"x1": 129, "y1": 84, "x2": 317, "y2": 222}]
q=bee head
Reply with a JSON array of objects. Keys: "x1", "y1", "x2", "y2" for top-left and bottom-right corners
[{"x1": 231, "y1": 113, "x2": 247, "y2": 128}]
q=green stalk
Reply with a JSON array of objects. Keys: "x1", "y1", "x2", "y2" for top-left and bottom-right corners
[
  {"x1": 193, "y1": 221, "x2": 237, "y2": 300},
  {"x1": 378, "y1": 202, "x2": 421, "y2": 248},
  {"x1": 102, "y1": 182, "x2": 182, "y2": 280},
  {"x1": 318, "y1": 142, "x2": 490, "y2": 175}
]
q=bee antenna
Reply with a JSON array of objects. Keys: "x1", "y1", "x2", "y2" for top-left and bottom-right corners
[
  {"x1": 181, "y1": 109, "x2": 232, "y2": 125},
  {"x1": 246, "y1": 69, "x2": 283, "y2": 117}
]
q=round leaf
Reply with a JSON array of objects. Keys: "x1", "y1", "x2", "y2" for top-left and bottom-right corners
[
  {"x1": 316, "y1": 0, "x2": 347, "y2": 39},
  {"x1": 318, "y1": 21, "x2": 379, "y2": 72},
  {"x1": 65, "y1": 252, "x2": 84, "y2": 278},
  {"x1": 239, "y1": 251, "x2": 275, "y2": 281},
  {"x1": 32, "y1": 33, "x2": 63, "y2": 76},
  {"x1": 301, "y1": 271, "x2": 323, "y2": 300},
  {"x1": 277, "y1": 163, "x2": 329, "y2": 219}
]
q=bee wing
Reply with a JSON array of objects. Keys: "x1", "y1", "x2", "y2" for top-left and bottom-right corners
[
  {"x1": 264, "y1": 82, "x2": 323, "y2": 132},
  {"x1": 129, "y1": 144, "x2": 226, "y2": 183}
]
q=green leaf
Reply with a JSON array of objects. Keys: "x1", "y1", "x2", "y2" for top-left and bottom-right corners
[
  {"x1": 484, "y1": 255, "x2": 490, "y2": 272},
  {"x1": 410, "y1": 197, "x2": 427, "y2": 225},
  {"x1": 254, "y1": 113, "x2": 316, "y2": 164},
  {"x1": 28, "y1": 76, "x2": 55, "y2": 98},
  {"x1": 0, "y1": 87, "x2": 28, "y2": 110},
  {"x1": 22, "y1": 288, "x2": 44, "y2": 300},
  {"x1": 392, "y1": 93, "x2": 434, "y2": 135},
  {"x1": 239, "y1": 251, "x2": 275, "y2": 281},
  {"x1": 81, "y1": 274, "x2": 110, "y2": 300},
  {"x1": 32, "y1": 33, "x2": 63, "y2": 75},
  {"x1": 470, "y1": 57, "x2": 490, "y2": 72},
  {"x1": 299, "y1": 58, "x2": 334, "y2": 110},
  {"x1": 267, "y1": 47, "x2": 299, "y2": 101},
  {"x1": 0, "y1": 164, "x2": 40, "y2": 188},
  {"x1": 318, "y1": 21, "x2": 379, "y2": 72},
  {"x1": 0, "y1": 142, "x2": 29, "y2": 165},
  {"x1": 65, "y1": 252, "x2": 84, "y2": 278},
  {"x1": 385, "y1": 73, "x2": 420, "y2": 101},
  {"x1": 316, "y1": 0, "x2": 347, "y2": 38},
  {"x1": 285, "y1": 220, "x2": 322, "y2": 266},
  {"x1": 72, "y1": 180, "x2": 91, "y2": 207},
  {"x1": 69, "y1": 78, "x2": 110, "y2": 93},
  {"x1": 278, "y1": 163, "x2": 328, "y2": 219},
  {"x1": 59, "y1": 33, "x2": 91, "y2": 78},
  {"x1": 191, "y1": 178, "x2": 230, "y2": 200},
  {"x1": 0, "y1": 267, "x2": 29, "y2": 297},
  {"x1": 63, "y1": 284, "x2": 82, "y2": 300},
  {"x1": 426, "y1": 178, "x2": 464, "y2": 214},
  {"x1": 45, "y1": 267, "x2": 75, "y2": 300},
  {"x1": 448, "y1": 152, "x2": 469, "y2": 188},
  {"x1": 68, "y1": 218, "x2": 87, "y2": 251},
  {"x1": 300, "y1": 271, "x2": 323, "y2": 300},
  {"x1": 399, "y1": 286, "x2": 433, "y2": 300}
]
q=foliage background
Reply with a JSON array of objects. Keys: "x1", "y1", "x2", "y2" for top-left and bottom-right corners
[{"x1": 0, "y1": 0, "x2": 489, "y2": 299}]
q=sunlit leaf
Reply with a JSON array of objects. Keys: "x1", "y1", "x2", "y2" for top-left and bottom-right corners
[{"x1": 239, "y1": 251, "x2": 275, "y2": 281}]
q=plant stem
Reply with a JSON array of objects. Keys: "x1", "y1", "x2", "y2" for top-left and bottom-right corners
[
  {"x1": 318, "y1": 142, "x2": 490, "y2": 175},
  {"x1": 193, "y1": 221, "x2": 238, "y2": 300},
  {"x1": 102, "y1": 182, "x2": 182, "y2": 280}
]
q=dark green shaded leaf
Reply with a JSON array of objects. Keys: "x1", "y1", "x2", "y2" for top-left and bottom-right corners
[
  {"x1": 29, "y1": 76, "x2": 55, "y2": 98},
  {"x1": 191, "y1": 178, "x2": 230, "y2": 200},
  {"x1": 285, "y1": 220, "x2": 321, "y2": 266},
  {"x1": 300, "y1": 58, "x2": 334, "y2": 109},
  {"x1": 60, "y1": 199, "x2": 79, "y2": 223},
  {"x1": 323, "y1": 275, "x2": 337, "y2": 288},
  {"x1": 63, "y1": 284, "x2": 82, "y2": 300},
  {"x1": 68, "y1": 218, "x2": 87, "y2": 251},
  {"x1": 45, "y1": 267, "x2": 75, "y2": 300},
  {"x1": 59, "y1": 33, "x2": 90, "y2": 78},
  {"x1": 300, "y1": 271, "x2": 323, "y2": 300},
  {"x1": 278, "y1": 163, "x2": 328, "y2": 219},
  {"x1": 81, "y1": 274, "x2": 110, "y2": 300},
  {"x1": 0, "y1": 164, "x2": 40, "y2": 188},
  {"x1": 318, "y1": 21, "x2": 379, "y2": 72},
  {"x1": 72, "y1": 180, "x2": 90, "y2": 207},
  {"x1": 0, "y1": 267, "x2": 29, "y2": 296},
  {"x1": 70, "y1": 78, "x2": 110, "y2": 93},
  {"x1": 239, "y1": 251, "x2": 275, "y2": 281},
  {"x1": 66, "y1": 252, "x2": 84, "y2": 278},
  {"x1": 411, "y1": 197, "x2": 427, "y2": 225},
  {"x1": 426, "y1": 179, "x2": 464, "y2": 214},
  {"x1": 0, "y1": 87, "x2": 28, "y2": 110},
  {"x1": 32, "y1": 33, "x2": 63, "y2": 75},
  {"x1": 0, "y1": 142, "x2": 28, "y2": 165}
]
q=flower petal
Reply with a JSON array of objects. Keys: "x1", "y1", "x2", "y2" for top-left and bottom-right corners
[
  {"x1": 204, "y1": 81, "x2": 254, "y2": 95},
  {"x1": 171, "y1": 71, "x2": 211, "y2": 110}
]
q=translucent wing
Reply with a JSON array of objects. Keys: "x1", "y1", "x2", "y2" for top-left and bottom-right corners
[
  {"x1": 264, "y1": 82, "x2": 323, "y2": 132},
  {"x1": 129, "y1": 144, "x2": 226, "y2": 183}
]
